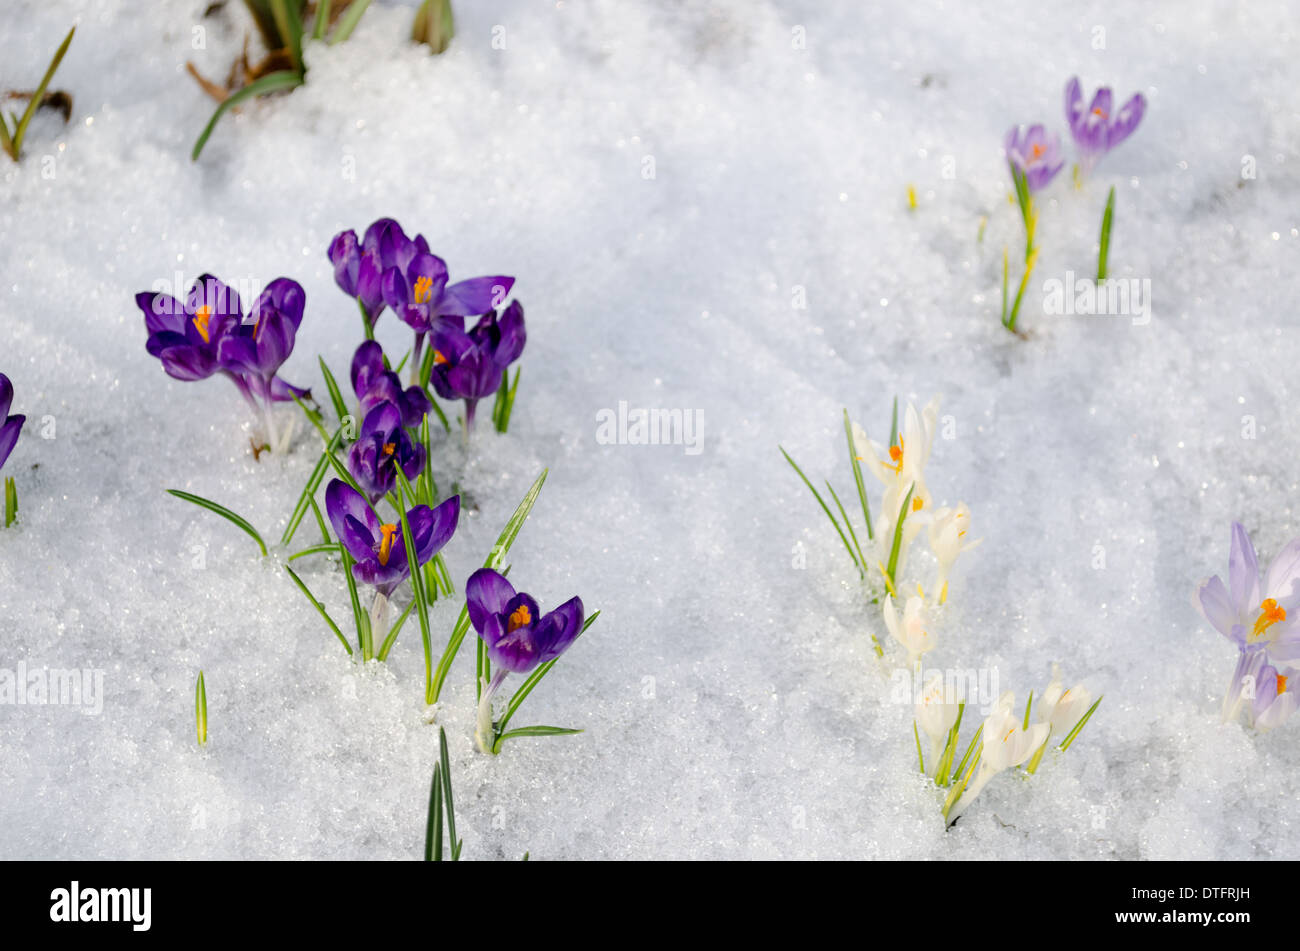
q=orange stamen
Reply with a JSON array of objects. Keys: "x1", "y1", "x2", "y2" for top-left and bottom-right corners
[
  {"x1": 1278, "y1": 675, "x2": 1288, "y2": 695},
  {"x1": 507, "y1": 604, "x2": 532, "y2": 633},
  {"x1": 193, "y1": 306, "x2": 213, "y2": 343},
  {"x1": 377, "y1": 524, "x2": 399, "y2": 566},
  {"x1": 414, "y1": 275, "x2": 434, "y2": 305},
  {"x1": 433, "y1": 350, "x2": 448, "y2": 365},
  {"x1": 382, "y1": 442, "x2": 396, "y2": 456},
  {"x1": 1252, "y1": 598, "x2": 1287, "y2": 640}
]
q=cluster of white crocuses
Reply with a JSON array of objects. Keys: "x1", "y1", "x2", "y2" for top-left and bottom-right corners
[
  {"x1": 850, "y1": 397, "x2": 981, "y2": 665},
  {"x1": 914, "y1": 665, "x2": 1098, "y2": 824},
  {"x1": 847, "y1": 396, "x2": 1099, "y2": 824}
]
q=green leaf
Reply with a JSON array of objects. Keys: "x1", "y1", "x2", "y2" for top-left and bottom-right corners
[
  {"x1": 412, "y1": 0, "x2": 455, "y2": 54},
  {"x1": 195, "y1": 670, "x2": 208, "y2": 747},
  {"x1": 843, "y1": 409, "x2": 874, "y2": 541},
  {"x1": 283, "y1": 565, "x2": 353, "y2": 655},
  {"x1": 329, "y1": 0, "x2": 372, "y2": 44},
  {"x1": 1023, "y1": 691, "x2": 1033, "y2": 730},
  {"x1": 287, "y1": 542, "x2": 337, "y2": 562},
  {"x1": 913, "y1": 720, "x2": 924, "y2": 773},
  {"x1": 311, "y1": 0, "x2": 331, "y2": 40},
  {"x1": 9, "y1": 25, "x2": 75, "y2": 161},
  {"x1": 495, "y1": 725, "x2": 584, "y2": 746},
  {"x1": 338, "y1": 542, "x2": 370, "y2": 660},
  {"x1": 269, "y1": 0, "x2": 304, "y2": 72},
  {"x1": 395, "y1": 471, "x2": 434, "y2": 699},
  {"x1": 191, "y1": 70, "x2": 304, "y2": 161},
  {"x1": 166, "y1": 489, "x2": 267, "y2": 556},
  {"x1": 779, "y1": 447, "x2": 862, "y2": 576},
  {"x1": 281, "y1": 425, "x2": 343, "y2": 546},
  {"x1": 438, "y1": 727, "x2": 458, "y2": 860},
  {"x1": 430, "y1": 470, "x2": 550, "y2": 703},
  {"x1": 0, "y1": 112, "x2": 16, "y2": 163},
  {"x1": 883, "y1": 482, "x2": 916, "y2": 591},
  {"x1": 1097, "y1": 186, "x2": 1116, "y2": 282},
  {"x1": 318, "y1": 357, "x2": 349, "y2": 424},
  {"x1": 308, "y1": 494, "x2": 330, "y2": 545},
  {"x1": 888, "y1": 396, "x2": 899, "y2": 449},
  {"x1": 1058, "y1": 695, "x2": 1102, "y2": 752},
  {"x1": 3, "y1": 476, "x2": 16, "y2": 528},
  {"x1": 826, "y1": 480, "x2": 866, "y2": 572},
  {"x1": 424, "y1": 764, "x2": 443, "y2": 861}
]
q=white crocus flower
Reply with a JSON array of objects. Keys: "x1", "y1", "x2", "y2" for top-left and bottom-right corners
[
  {"x1": 950, "y1": 691, "x2": 1050, "y2": 821},
  {"x1": 927, "y1": 503, "x2": 982, "y2": 604},
  {"x1": 915, "y1": 671, "x2": 962, "y2": 769},
  {"x1": 882, "y1": 594, "x2": 936, "y2": 667},
  {"x1": 1037, "y1": 664, "x2": 1092, "y2": 736},
  {"x1": 875, "y1": 481, "x2": 931, "y2": 586},
  {"x1": 851, "y1": 396, "x2": 941, "y2": 502}
]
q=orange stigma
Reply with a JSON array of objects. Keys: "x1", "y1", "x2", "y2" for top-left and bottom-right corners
[
  {"x1": 377, "y1": 524, "x2": 399, "y2": 566},
  {"x1": 1252, "y1": 598, "x2": 1287, "y2": 640},
  {"x1": 382, "y1": 442, "x2": 396, "y2": 456},
  {"x1": 911, "y1": 496, "x2": 924, "y2": 512},
  {"x1": 414, "y1": 275, "x2": 434, "y2": 305},
  {"x1": 885, "y1": 439, "x2": 905, "y2": 474},
  {"x1": 507, "y1": 604, "x2": 532, "y2": 633},
  {"x1": 193, "y1": 306, "x2": 213, "y2": 343},
  {"x1": 1278, "y1": 675, "x2": 1289, "y2": 695},
  {"x1": 433, "y1": 350, "x2": 448, "y2": 365},
  {"x1": 1030, "y1": 143, "x2": 1045, "y2": 162}
]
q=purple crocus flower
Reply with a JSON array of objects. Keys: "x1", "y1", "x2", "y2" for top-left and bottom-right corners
[
  {"x1": 328, "y1": 217, "x2": 429, "y2": 330},
  {"x1": 347, "y1": 401, "x2": 426, "y2": 504},
  {"x1": 350, "y1": 340, "x2": 431, "y2": 429},
  {"x1": 134, "y1": 274, "x2": 312, "y2": 455},
  {"x1": 0, "y1": 373, "x2": 25, "y2": 473},
  {"x1": 428, "y1": 301, "x2": 527, "y2": 430},
  {"x1": 135, "y1": 273, "x2": 244, "y2": 382},
  {"x1": 1004, "y1": 124, "x2": 1065, "y2": 192},
  {"x1": 382, "y1": 252, "x2": 514, "y2": 381},
  {"x1": 1064, "y1": 77, "x2": 1145, "y2": 173},
  {"x1": 466, "y1": 566, "x2": 584, "y2": 752},
  {"x1": 1222, "y1": 647, "x2": 1299, "y2": 730},
  {"x1": 1196, "y1": 522, "x2": 1300, "y2": 661},
  {"x1": 325, "y1": 478, "x2": 459, "y2": 599}
]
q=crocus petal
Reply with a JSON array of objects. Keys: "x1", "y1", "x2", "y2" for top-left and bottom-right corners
[
  {"x1": 1228, "y1": 522, "x2": 1262, "y2": 614},
  {"x1": 494, "y1": 300, "x2": 527, "y2": 366},
  {"x1": 187, "y1": 274, "x2": 243, "y2": 322},
  {"x1": 0, "y1": 414, "x2": 25, "y2": 470},
  {"x1": 339, "y1": 514, "x2": 377, "y2": 563},
  {"x1": 1064, "y1": 76, "x2": 1085, "y2": 126},
  {"x1": 1107, "y1": 92, "x2": 1145, "y2": 149},
  {"x1": 159, "y1": 345, "x2": 219, "y2": 381},
  {"x1": 265, "y1": 376, "x2": 312, "y2": 402},
  {"x1": 328, "y1": 229, "x2": 361, "y2": 296},
  {"x1": 254, "y1": 278, "x2": 306, "y2": 331},
  {"x1": 535, "y1": 595, "x2": 585, "y2": 664},
  {"x1": 135, "y1": 291, "x2": 187, "y2": 336},
  {"x1": 325, "y1": 479, "x2": 382, "y2": 551},
  {"x1": 351, "y1": 340, "x2": 386, "y2": 397},
  {"x1": 466, "y1": 568, "x2": 517, "y2": 635},
  {"x1": 1263, "y1": 538, "x2": 1300, "y2": 603},
  {"x1": 442, "y1": 275, "x2": 514, "y2": 316},
  {"x1": 0, "y1": 373, "x2": 13, "y2": 420},
  {"x1": 415, "y1": 494, "x2": 460, "y2": 564},
  {"x1": 1196, "y1": 575, "x2": 1240, "y2": 642}
]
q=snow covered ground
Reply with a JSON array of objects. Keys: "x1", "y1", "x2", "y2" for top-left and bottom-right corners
[{"x1": 1, "y1": 0, "x2": 1299, "y2": 860}]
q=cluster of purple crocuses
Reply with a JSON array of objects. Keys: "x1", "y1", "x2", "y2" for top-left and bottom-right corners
[
  {"x1": 135, "y1": 275, "x2": 311, "y2": 455},
  {"x1": 328, "y1": 217, "x2": 526, "y2": 431},
  {"x1": 0, "y1": 372, "x2": 26, "y2": 528},
  {"x1": 1196, "y1": 523, "x2": 1300, "y2": 731},
  {"x1": 1005, "y1": 76, "x2": 1146, "y2": 191}
]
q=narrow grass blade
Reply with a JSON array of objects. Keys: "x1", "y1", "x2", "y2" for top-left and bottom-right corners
[
  {"x1": 424, "y1": 766, "x2": 443, "y2": 861},
  {"x1": 280, "y1": 425, "x2": 343, "y2": 546},
  {"x1": 951, "y1": 722, "x2": 983, "y2": 786},
  {"x1": 0, "y1": 115, "x2": 16, "y2": 162},
  {"x1": 319, "y1": 357, "x2": 349, "y2": 424},
  {"x1": 826, "y1": 481, "x2": 867, "y2": 571},
  {"x1": 196, "y1": 670, "x2": 208, "y2": 747},
  {"x1": 9, "y1": 26, "x2": 74, "y2": 160},
  {"x1": 269, "y1": 0, "x2": 304, "y2": 72},
  {"x1": 438, "y1": 727, "x2": 458, "y2": 860},
  {"x1": 166, "y1": 489, "x2": 267, "y2": 556},
  {"x1": 935, "y1": 702, "x2": 964, "y2": 786},
  {"x1": 192, "y1": 70, "x2": 304, "y2": 160},
  {"x1": 883, "y1": 482, "x2": 916, "y2": 588},
  {"x1": 430, "y1": 471, "x2": 550, "y2": 703},
  {"x1": 1005, "y1": 249, "x2": 1038, "y2": 333},
  {"x1": 1023, "y1": 691, "x2": 1033, "y2": 730},
  {"x1": 1058, "y1": 696, "x2": 1102, "y2": 752},
  {"x1": 843, "y1": 409, "x2": 874, "y2": 540},
  {"x1": 329, "y1": 0, "x2": 372, "y2": 43},
  {"x1": 284, "y1": 565, "x2": 353, "y2": 655},
  {"x1": 888, "y1": 396, "x2": 899, "y2": 449},
  {"x1": 913, "y1": 720, "x2": 924, "y2": 773},
  {"x1": 376, "y1": 597, "x2": 416, "y2": 661},
  {"x1": 1096, "y1": 186, "x2": 1116, "y2": 282},
  {"x1": 779, "y1": 447, "x2": 861, "y2": 576},
  {"x1": 287, "y1": 542, "x2": 337, "y2": 562},
  {"x1": 338, "y1": 542, "x2": 370, "y2": 660},
  {"x1": 495, "y1": 726, "x2": 583, "y2": 746},
  {"x1": 395, "y1": 471, "x2": 434, "y2": 698},
  {"x1": 308, "y1": 494, "x2": 330, "y2": 544},
  {"x1": 311, "y1": 0, "x2": 331, "y2": 40},
  {"x1": 1000, "y1": 247, "x2": 1010, "y2": 327},
  {"x1": 3, "y1": 476, "x2": 16, "y2": 527}
]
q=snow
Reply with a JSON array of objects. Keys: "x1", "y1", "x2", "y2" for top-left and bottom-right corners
[{"x1": 1, "y1": 0, "x2": 1299, "y2": 859}]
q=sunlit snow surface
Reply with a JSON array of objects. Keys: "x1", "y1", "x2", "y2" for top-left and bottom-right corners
[{"x1": 1, "y1": 0, "x2": 1298, "y2": 859}]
